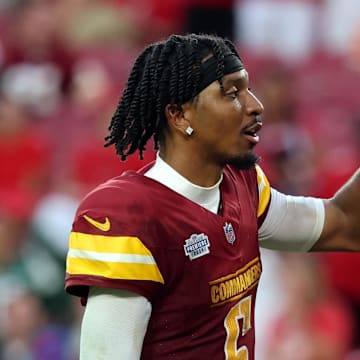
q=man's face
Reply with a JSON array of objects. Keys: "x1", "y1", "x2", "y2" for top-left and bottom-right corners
[{"x1": 182, "y1": 69, "x2": 264, "y2": 169}]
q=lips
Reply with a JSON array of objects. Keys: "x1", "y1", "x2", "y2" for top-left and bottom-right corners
[{"x1": 242, "y1": 120, "x2": 262, "y2": 144}]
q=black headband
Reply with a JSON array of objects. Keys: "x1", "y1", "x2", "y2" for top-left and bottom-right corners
[{"x1": 196, "y1": 53, "x2": 244, "y2": 96}]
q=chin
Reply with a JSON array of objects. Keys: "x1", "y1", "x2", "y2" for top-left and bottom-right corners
[{"x1": 226, "y1": 151, "x2": 260, "y2": 170}]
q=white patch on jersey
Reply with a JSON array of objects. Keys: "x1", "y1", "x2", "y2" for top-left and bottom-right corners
[
  {"x1": 223, "y1": 222, "x2": 236, "y2": 245},
  {"x1": 184, "y1": 233, "x2": 210, "y2": 260}
]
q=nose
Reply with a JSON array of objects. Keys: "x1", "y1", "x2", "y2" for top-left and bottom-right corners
[{"x1": 246, "y1": 90, "x2": 264, "y2": 116}]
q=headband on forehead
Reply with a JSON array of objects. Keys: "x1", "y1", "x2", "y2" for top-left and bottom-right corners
[{"x1": 196, "y1": 53, "x2": 244, "y2": 96}]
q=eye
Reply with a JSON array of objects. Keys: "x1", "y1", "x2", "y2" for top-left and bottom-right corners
[{"x1": 225, "y1": 89, "x2": 239, "y2": 99}]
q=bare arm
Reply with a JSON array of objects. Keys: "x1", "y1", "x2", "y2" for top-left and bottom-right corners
[{"x1": 311, "y1": 168, "x2": 360, "y2": 251}]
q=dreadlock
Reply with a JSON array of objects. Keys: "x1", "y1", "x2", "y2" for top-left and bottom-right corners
[{"x1": 104, "y1": 33, "x2": 242, "y2": 161}]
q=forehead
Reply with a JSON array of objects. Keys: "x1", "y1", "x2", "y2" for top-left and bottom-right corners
[{"x1": 222, "y1": 69, "x2": 249, "y2": 87}]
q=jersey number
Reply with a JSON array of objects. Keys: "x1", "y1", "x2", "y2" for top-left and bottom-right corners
[{"x1": 224, "y1": 295, "x2": 252, "y2": 360}]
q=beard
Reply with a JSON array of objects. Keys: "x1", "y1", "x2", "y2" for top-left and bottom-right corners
[{"x1": 226, "y1": 150, "x2": 260, "y2": 170}]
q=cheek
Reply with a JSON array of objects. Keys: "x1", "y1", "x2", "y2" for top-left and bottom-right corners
[{"x1": 196, "y1": 98, "x2": 243, "y2": 136}]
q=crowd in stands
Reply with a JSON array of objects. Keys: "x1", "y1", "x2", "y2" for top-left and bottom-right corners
[{"x1": 0, "y1": 0, "x2": 359, "y2": 359}]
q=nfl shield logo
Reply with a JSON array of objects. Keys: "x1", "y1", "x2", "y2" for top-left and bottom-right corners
[{"x1": 223, "y1": 222, "x2": 236, "y2": 244}]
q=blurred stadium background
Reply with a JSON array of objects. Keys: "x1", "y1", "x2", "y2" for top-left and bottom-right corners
[{"x1": 0, "y1": 0, "x2": 359, "y2": 359}]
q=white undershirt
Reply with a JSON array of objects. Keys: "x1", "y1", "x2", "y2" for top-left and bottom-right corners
[{"x1": 145, "y1": 154, "x2": 223, "y2": 214}]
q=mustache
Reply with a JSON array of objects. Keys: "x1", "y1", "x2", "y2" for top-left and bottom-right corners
[{"x1": 243, "y1": 116, "x2": 262, "y2": 131}]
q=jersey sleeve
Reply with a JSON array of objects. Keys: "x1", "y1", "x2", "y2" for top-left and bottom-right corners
[
  {"x1": 65, "y1": 182, "x2": 165, "y2": 301},
  {"x1": 255, "y1": 165, "x2": 271, "y2": 223},
  {"x1": 255, "y1": 166, "x2": 325, "y2": 251}
]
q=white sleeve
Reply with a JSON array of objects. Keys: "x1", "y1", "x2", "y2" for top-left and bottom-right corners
[
  {"x1": 79, "y1": 287, "x2": 152, "y2": 360},
  {"x1": 258, "y1": 188, "x2": 325, "y2": 252}
]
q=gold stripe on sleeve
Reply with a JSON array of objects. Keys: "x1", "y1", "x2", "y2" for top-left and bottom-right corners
[
  {"x1": 66, "y1": 257, "x2": 164, "y2": 283},
  {"x1": 255, "y1": 165, "x2": 271, "y2": 217},
  {"x1": 66, "y1": 232, "x2": 164, "y2": 283}
]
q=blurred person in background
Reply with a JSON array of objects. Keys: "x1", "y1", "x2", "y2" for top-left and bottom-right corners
[
  {"x1": 1, "y1": 291, "x2": 46, "y2": 360},
  {"x1": 0, "y1": 194, "x2": 75, "y2": 360},
  {"x1": 265, "y1": 254, "x2": 354, "y2": 360},
  {"x1": 1, "y1": 290, "x2": 77, "y2": 360},
  {"x1": 0, "y1": 93, "x2": 51, "y2": 210},
  {"x1": 0, "y1": 0, "x2": 76, "y2": 117},
  {"x1": 64, "y1": 33, "x2": 360, "y2": 359},
  {"x1": 0, "y1": 181, "x2": 82, "y2": 360},
  {"x1": 253, "y1": 62, "x2": 316, "y2": 195},
  {"x1": 0, "y1": 193, "x2": 32, "y2": 295}
]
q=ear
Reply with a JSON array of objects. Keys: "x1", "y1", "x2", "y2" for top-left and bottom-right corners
[{"x1": 164, "y1": 104, "x2": 191, "y2": 136}]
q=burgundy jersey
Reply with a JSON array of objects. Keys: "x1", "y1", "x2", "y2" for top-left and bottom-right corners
[{"x1": 65, "y1": 164, "x2": 271, "y2": 360}]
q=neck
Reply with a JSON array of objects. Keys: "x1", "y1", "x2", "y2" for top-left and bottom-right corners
[{"x1": 159, "y1": 147, "x2": 223, "y2": 187}]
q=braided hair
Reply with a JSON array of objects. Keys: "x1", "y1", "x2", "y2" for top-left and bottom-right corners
[{"x1": 104, "y1": 33, "x2": 241, "y2": 161}]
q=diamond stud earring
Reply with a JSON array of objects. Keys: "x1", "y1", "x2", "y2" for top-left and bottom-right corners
[{"x1": 185, "y1": 126, "x2": 194, "y2": 136}]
